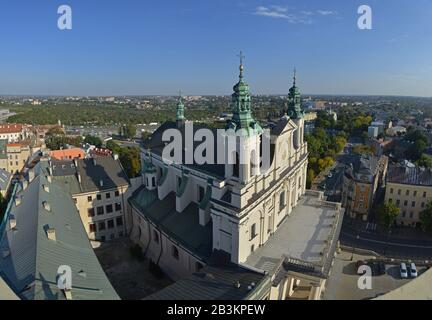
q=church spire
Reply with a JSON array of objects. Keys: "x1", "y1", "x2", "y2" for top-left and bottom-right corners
[
  {"x1": 176, "y1": 91, "x2": 185, "y2": 126},
  {"x1": 287, "y1": 68, "x2": 304, "y2": 119},
  {"x1": 226, "y1": 52, "x2": 262, "y2": 135}
]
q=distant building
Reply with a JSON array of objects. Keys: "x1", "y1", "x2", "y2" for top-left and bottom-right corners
[
  {"x1": 51, "y1": 156, "x2": 130, "y2": 241},
  {"x1": 0, "y1": 124, "x2": 26, "y2": 143},
  {"x1": 368, "y1": 126, "x2": 379, "y2": 138},
  {"x1": 387, "y1": 126, "x2": 407, "y2": 137},
  {"x1": 0, "y1": 161, "x2": 119, "y2": 300},
  {"x1": 385, "y1": 164, "x2": 432, "y2": 227},
  {"x1": 304, "y1": 112, "x2": 317, "y2": 122},
  {"x1": 50, "y1": 147, "x2": 86, "y2": 160},
  {"x1": 6, "y1": 143, "x2": 30, "y2": 174},
  {"x1": 342, "y1": 154, "x2": 388, "y2": 221}
]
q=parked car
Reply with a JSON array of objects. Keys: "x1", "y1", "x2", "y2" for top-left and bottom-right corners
[
  {"x1": 400, "y1": 263, "x2": 408, "y2": 278},
  {"x1": 409, "y1": 263, "x2": 418, "y2": 278}
]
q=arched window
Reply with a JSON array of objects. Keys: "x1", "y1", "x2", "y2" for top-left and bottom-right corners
[{"x1": 279, "y1": 191, "x2": 286, "y2": 211}]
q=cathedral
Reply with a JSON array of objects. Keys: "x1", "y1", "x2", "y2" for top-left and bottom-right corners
[{"x1": 127, "y1": 59, "x2": 344, "y2": 300}]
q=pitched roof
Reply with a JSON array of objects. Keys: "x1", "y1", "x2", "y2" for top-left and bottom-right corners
[
  {"x1": 387, "y1": 164, "x2": 432, "y2": 186},
  {"x1": 0, "y1": 161, "x2": 119, "y2": 300},
  {"x1": 0, "y1": 124, "x2": 23, "y2": 134},
  {"x1": 50, "y1": 148, "x2": 86, "y2": 160},
  {"x1": 145, "y1": 251, "x2": 268, "y2": 300},
  {"x1": 129, "y1": 189, "x2": 213, "y2": 260},
  {"x1": 51, "y1": 157, "x2": 130, "y2": 194}
]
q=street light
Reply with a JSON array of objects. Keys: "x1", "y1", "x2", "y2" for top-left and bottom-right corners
[{"x1": 351, "y1": 235, "x2": 360, "y2": 261}]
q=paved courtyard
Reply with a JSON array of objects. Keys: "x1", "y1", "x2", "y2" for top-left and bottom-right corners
[
  {"x1": 94, "y1": 238, "x2": 173, "y2": 300},
  {"x1": 323, "y1": 250, "x2": 427, "y2": 300}
]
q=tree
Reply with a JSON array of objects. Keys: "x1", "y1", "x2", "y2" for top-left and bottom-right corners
[
  {"x1": 84, "y1": 135, "x2": 102, "y2": 147},
  {"x1": 106, "y1": 140, "x2": 121, "y2": 154},
  {"x1": 376, "y1": 202, "x2": 400, "y2": 229},
  {"x1": 122, "y1": 124, "x2": 137, "y2": 140},
  {"x1": 141, "y1": 130, "x2": 151, "y2": 141},
  {"x1": 46, "y1": 127, "x2": 65, "y2": 136},
  {"x1": 420, "y1": 201, "x2": 432, "y2": 234},
  {"x1": 119, "y1": 147, "x2": 141, "y2": 178}
]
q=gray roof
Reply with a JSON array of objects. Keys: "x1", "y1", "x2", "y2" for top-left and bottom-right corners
[
  {"x1": 0, "y1": 140, "x2": 7, "y2": 160},
  {"x1": 0, "y1": 161, "x2": 119, "y2": 300},
  {"x1": 52, "y1": 157, "x2": 129, "y2": 194},
  {"x1": 0, "y1": 169, "x2": 11, "y2": 191},
  {"x1": 145, "y1": 251, "x2": 268, "y2": 300},
  {"x1": 387, "y1": 164, "x2": 432, "y2": 186},
  {"x1": 129, "y1": 189, "x2": 213, "y2": 260}
]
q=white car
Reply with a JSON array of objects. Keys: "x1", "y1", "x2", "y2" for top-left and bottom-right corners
[
  {"x1": 410, "y1": 263, "x2": 418, "y2": 278},
  {"x1": 400, "y1": 263, "x2": 408, "y2": 278}
]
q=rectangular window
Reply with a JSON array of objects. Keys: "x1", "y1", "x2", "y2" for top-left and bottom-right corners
[
  {"x1": 404, "y1": 200, "x2": 408, "y2": 206},
  {"x1": 390, "y1": 188, "x2": 394, "y2": 194},
  {"x1": 98, "y1": 222, "x2": 106, "y2": 231},
  {"x1": 414, "y1": 191, "x2": 417, "y2": 197},
  {"x1": 87, "y1": 208, "x2": 95, "y2": 217},
  {"x1": 406, "y1": 190, "x2": 409, "y2": 196},
  {"x1": 116, "y1": 217, "x2": 123, "y2": 226},
  {"x1": 107, "y1": 219, "x2": 114, "y2": 229},
  {"x1": 402, "y1": 211, "x2": 406, "y2": 218},
  {"x1": 97, "y1": 206, "x2": 104, "y2": 215},
  {"x1": 87, "y1": 196, "x2": 92, "y2": 202},
  {"x1": 388, "y1": 198, "x2": 393, "y2": 203},
  {"x1": 89, "y1": 223, "x2": 96, "y2": 233},
  {"x1": 97, "y1": 194, "x2": 102, "y2": 201},
  {"x1": 106, "y1": 192, "x2": 111, "y2": 199},
  {"x1": 412, "y1": 201, "x2": 416, "y2": 207},
  {"x1": 424, "y1": 192, "x2": 427, "y2": 198},
  {"x1": 410, "y1": 212, "x2": 414, "y2": 218},
  {"x1": 422, "y1": 202, "x2": 425, "y2": 208},
  {"x1": 396, "y1": 199, "x2": 400, "y2": 206},
  {"x1": 115, "y1": 190, "x2": 120, "y2": 197},
  {"x1": 398, "y1": 189, "x2": 401, "y2": 195},
  {"x1": 106, "y1": 204, "x2": 113, "y2": 214},
  {"x1": 73, "y1": 198, "x2": 77, "y2": 204},
  {"x1": 115, "y1": 203, "x2": 122, "y2": 211}
]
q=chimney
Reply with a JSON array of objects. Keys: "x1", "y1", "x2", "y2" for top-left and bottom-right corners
[
  {"x1": 22, "y1": 180, "x2": 28, "y2": 190},
  {"x1": 77, "y1": 173, "x2": 82, "y2": 183},
  {"x1": 43, "y1": 184, "x2": 50, "y2": 193},
  {"x1": 28, "y1": 169, "x2": 35, "y2": 183},
  {"x1": 93, "y1": 158, "x2": 97, "y2": 166},
  {"x1": 15, "y1": 196, "x2": 21, "y2": 206},
  {"x1": 42, "y1": 201, "x2": 51, "y2": 212},
  {"x1": 9, "y1": 216, "x2": 17, "y2": 230},
  {"x1": 113, "y1": 154, "x2": 119, "y2": 160},
  {"x1": 47, "y1": 175, "x2": 52, "y2": 183},
  {"x1": 46, "y1": 228, "x2": 56, "y2": 241},
  {"x1": 99, "y1": 179, "x2": 104, "y2": 187},
  {"x1": 47, "y1": 166, "x2": 52, "y2": 176}
]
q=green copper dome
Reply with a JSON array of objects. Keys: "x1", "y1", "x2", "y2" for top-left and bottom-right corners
[
  {"x1": 287, "y1": 69, "x2": 304, "y2": 120},
  {"x1": 226, "y1": 52, "x2": 262, "y2": 136}
]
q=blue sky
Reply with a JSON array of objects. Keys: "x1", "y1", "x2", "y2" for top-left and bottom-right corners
[{"x1": 0, "y1": 0, "x2": 432, "y2": 96}]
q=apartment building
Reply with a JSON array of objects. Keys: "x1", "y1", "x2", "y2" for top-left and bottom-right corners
[
  {"x1": 385, "y1": 164, "x2": 432, "y2": 227},
  {"x1": 51, "y1": 156, "x2": 130, "y2": 241},
  {"x1": 342, "y1": 154, "x2": 388, "y2": 221},
  {"x1": 0, "y1": 124, "x2": 27, "y2": 142},
  {"x1": 6, "y1": 143, "x2": 30, "y2": 174}
]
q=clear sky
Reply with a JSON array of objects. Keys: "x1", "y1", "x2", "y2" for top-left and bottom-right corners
[{"x1": 1, "y1": 0, "x2": 432, "y2": 96}]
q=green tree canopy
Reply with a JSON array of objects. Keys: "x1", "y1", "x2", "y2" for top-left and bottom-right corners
[{"x1": 376, "y1": 202, "x2": 400, "y2": 229}]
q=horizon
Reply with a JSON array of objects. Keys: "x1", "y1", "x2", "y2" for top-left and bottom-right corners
[{"x1": 1, "y1": 0, "x2": 432, "y2": 96}]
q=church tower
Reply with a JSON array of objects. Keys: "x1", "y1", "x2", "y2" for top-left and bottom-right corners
[
  {"x1": 176, "y1": 93, "x2": 185, "y2": 128},
  {"x1": 287, "y1": 69, "x2": 305, "y2": 149},
  {"x1": 225, "y1": 52, "x2": 262, "y2": 183}
]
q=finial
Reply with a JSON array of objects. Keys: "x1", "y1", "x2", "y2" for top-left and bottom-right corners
[
  {"x1": 237, "y1": 51, "x2": 245, "y2": 78},
  {"x1": 293, "y1": 67, "x2": 297, "y2": 86}
]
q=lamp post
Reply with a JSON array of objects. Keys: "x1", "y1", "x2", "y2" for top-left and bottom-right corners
[{"x1": 351, "y1": 235, "x2": 360, "y2": 261}]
